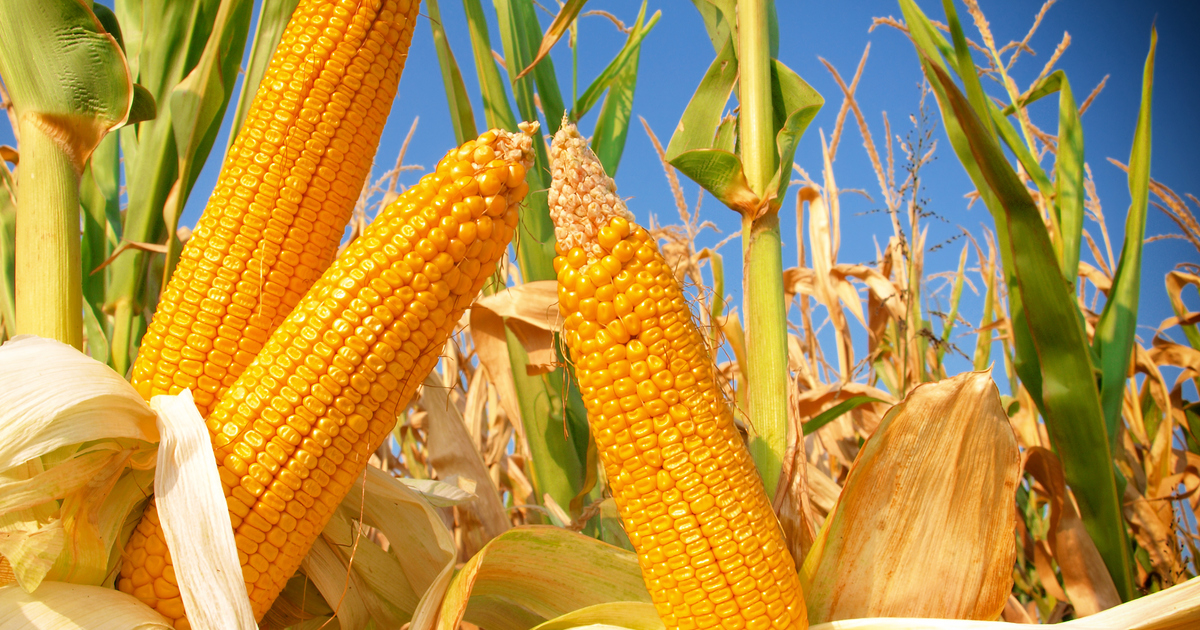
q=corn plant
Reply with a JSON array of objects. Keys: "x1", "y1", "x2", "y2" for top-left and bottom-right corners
[{"x1": 1, "y1": 0, "x2": 1199, "y2": 629}]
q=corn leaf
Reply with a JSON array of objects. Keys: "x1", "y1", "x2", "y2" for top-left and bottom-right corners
[
  {"x1": 801, "y1": 371, "x2": 1020, "y2": 623},
  {"x1": 914, "y1": 43, "x2": 1134, "y2": 599},
  {"x1": 0, "y1": 337, "x2": 158, "y2": 590},
  {"x1": 899, "y1": 0, "x2": 1045, "y2": 410},
  {"x1": 428, "y1": 0, "x2": 478, "y2": 145},
  {"x1": 0, "y1": 581, "x2": 171, "y2": 629},
  {"x1": 1093, "y1": 28, "x2": 1156, "y2": 446},
  {"x1": 225, "y1": 0, "x2": 300, "y2": 151},
  {"x1": 356, "y1": 466, "x2": 457, "y2": 630},
  {"x1": 569, "y1": 4, "x2": 659, "y2": 122},
  {"x1": 1001, "y1": 69, "x2": 1066, "y2": 116},
  {"x1": 1055, "y1": 76, "x2": 1086, "y2": 288},
  {"x1": 515, "y1": 0, "x2": 588, "y2": 80},
  {"x1": 430, "y1": 526, "x2": 650, "y2": 630},
  {"x1": 462, "y1": 0, "x2": 518, "y2": 131},
  {"x1": 0, "y1": 0, "x2": 134, "y2": 161}
]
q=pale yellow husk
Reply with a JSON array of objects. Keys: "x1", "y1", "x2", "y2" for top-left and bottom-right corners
[
  {"x1": 0, "y1": 336, "x2": 157, "y2": 591},
  {"x1": 802, "y1": 370, "x2": 1021, "y2": 622},
  {"x1": 150, "y1": 390, "x2": 256, "y2": 629}
]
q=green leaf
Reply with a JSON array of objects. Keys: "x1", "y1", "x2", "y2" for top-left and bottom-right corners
[
  {"x1": 1093, "y1": 28, "x2": 1155, "y2": 448},
  {"x1": 765, "y1": 58, "x2": 822, "y2": 209},
  {"x1": 569, "y1": 5, "x2": 659, "y2": 122},
  {"x1": 0, "y1": 169, "x2": 14, "y2": 341},
  {"x1": 590, "y1": 43, "x2": 640, "y2": 177},
  {"x1": 512, "y1": 0, "x2": 566, "y2": 129},
  {"x1": 226, "y1": 0, "x2": 299, "y2": 149},
  {"x1": 1001, "y1": 69, "x2": 1065, "y2": 116},
  {"x1": 941, "y1": 0, "x2": 993, "y2": 139},
  {"x1": 463, "y1": 0, "x2": 518, "y2": 131},
  {"x1": 665, "y1": 37, "x2": 737, "y2": 161},
  {"x1": 0, "y1": 0, "x2": 134, "y2": 159},
  {"x1": 687, "y1": 0, "x2": 731, "y2": 55},
  {"x1": 900, "y1": 0, "x2": 1044, "y2": 410},
  {"x1": 670, "y1": 149, "x2": 758, "y2": 214},
  {"x1": 803, "y1": 396, "x2": 887, "y2": 435},
  {"x1": 918, "y1": 47, "x2": 1134, "y2": 600},
  {"x1": 428, "y1": 0, "x2": 478, "y2": 145},
  {"x1": 1055, "y1": 76, "x2": 1086, "y2": 288},
  {"x1": 515, "y1": 0, "x2": 588, "y2": 80}
]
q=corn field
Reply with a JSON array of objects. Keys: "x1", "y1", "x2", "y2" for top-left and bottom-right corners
[{"x1": 0, "y1": 1, "x2": 1198, "y2": 629}]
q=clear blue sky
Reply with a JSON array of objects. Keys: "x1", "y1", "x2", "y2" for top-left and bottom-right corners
[{"x1": 9, "y1": 1, "x2": 1200, "y2": 389}]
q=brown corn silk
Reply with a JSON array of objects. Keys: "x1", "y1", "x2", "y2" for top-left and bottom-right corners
[
  {"x1": 800, "y1": 370, "x2": 1020, "y2": 623},
  {"x1": 119, "y1": 124, "x2": 534, "y2": 626},
  {"x1": 549, "y1": 123, "x2": 807, "y2": 630}
]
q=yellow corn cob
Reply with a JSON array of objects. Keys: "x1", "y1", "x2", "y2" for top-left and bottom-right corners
[
  {"x1": 549, "y1": 123, "x2": 806, "y2": 630},
  {"x1": 131, "y1": 0, "x2": 422, "y2": 418},
  {"x1": 118, "y1": 126, "x2": 535, "y2": 626}
]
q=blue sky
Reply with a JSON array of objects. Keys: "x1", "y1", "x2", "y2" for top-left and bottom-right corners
[{"x1": 6, "y1": 0, "x2": 1198, "y2": 389}]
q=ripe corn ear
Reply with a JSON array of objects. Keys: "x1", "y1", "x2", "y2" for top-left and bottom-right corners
[
  {"x1": 549, "y1": 123, "x2": 806, "y2": 630},
  {"x1": 118, "y1": 126, "x2": 535, "y2": 626},
  {"x1": 131, "y1": 0, "x2": 423, "y2": 417}
]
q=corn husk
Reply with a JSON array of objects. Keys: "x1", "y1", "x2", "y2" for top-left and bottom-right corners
[
  {"x1": 0, "y1": 581, "x2": 170, "y2": 629},
  {"x1": 150, "y1": 390, "x2": 256, "y2": 629},
  {"x1": 0, "y1": 336, "x2": 157, "y2": 590},
  {"x1": 802, "y1": 370, "x2": 1021, "y2": 622}
]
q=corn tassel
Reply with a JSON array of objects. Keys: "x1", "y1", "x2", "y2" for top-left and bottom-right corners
[
  {"x1": 549, "y1": 123, "x2": 806, "y2": 630},
  {"x1": 118, "y1": 126, "x2": 534, "y2": 626},
  {"x1": 131, "y1": 0, "x2": 422, "y2": 417}
]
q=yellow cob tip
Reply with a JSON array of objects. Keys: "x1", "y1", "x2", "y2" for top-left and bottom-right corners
[{"x1": 549, "y1": 122, "x2": 807, "y2": 630}]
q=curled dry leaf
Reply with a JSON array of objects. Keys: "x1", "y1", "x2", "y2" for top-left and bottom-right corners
[
  {"x1": 419, "y1": 372, "x2": 511, "y2": 545},
  {"x1": 469, "y1": 280, "x2": 562, "y2": 441},
  {"x1": 801, "y1": 370, "x2": 1021, "y2": 623},
  {"x1": 1023, "y1": 447, "x2": 1121, "y2": 616}
]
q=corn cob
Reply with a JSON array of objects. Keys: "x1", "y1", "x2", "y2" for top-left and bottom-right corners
[
  {"x1": 118, "y1": 1, "x2": 422, "y2": 625},
  {"x1": 549, "y1": 123, "x2": 806, "y2": 630},
  {"x1": 119, "y1": 126, "x2": 535, "y2": 626},
  {"x1": 131, "y1": 0, "x2": 422, "y2": 418}
]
